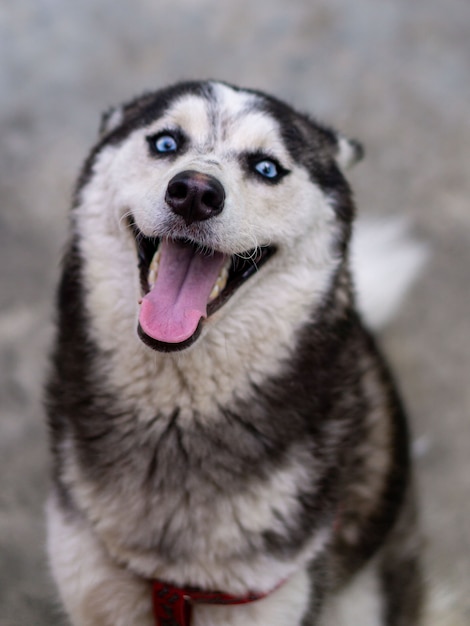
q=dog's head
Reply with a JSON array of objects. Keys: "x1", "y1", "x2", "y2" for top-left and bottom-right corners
[{"x1": 74, "y1": 81, "x2": 362, "y2": 353}]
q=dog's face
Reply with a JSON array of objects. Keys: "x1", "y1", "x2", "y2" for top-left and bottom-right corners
[{"x1": 74, "y1": 81, "x2": 361, "y2": 353}]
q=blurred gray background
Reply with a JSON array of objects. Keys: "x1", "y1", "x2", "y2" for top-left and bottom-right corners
[{"x1": 0, "y1": 1, "x2": 469, "y2": 624}]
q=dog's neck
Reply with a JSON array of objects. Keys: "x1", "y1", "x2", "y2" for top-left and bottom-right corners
[{"x1": 151, "y1": 578, "x2": 284, "y2": 626}]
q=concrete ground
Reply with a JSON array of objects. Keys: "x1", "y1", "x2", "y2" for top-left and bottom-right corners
[{"x1": 0, "y1": 1, "x2": 469, "y2": 624}]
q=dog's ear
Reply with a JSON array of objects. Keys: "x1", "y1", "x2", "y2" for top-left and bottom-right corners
[
  {"x1": 99, "y1": 105, "x2": 124, "y2": 137},
  {"x1": 335, "y1": 135, "x2": 364, "y2": 170}
]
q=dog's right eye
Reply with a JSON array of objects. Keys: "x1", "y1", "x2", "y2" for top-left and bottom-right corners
[
  {"x1": 147, "y1": 132, "x2": 182, "y2": 156},
  {"x1": 154, "y1": 135, "x2": 178, "y2": 153}
]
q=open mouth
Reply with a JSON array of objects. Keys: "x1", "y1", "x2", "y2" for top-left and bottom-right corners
[{"x1": 130, "y1": 222, "x2": 276, "y2": 352}]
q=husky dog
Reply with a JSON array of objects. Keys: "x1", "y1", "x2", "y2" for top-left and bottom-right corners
[{"x1": 46, "y1": 81, "x2": 423, "y2": 626}]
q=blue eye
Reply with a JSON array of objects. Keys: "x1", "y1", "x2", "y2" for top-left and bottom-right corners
[
  {"x1": 254, "y1": 159, "x2": 279, "y2": 179},
  {"x1": 154, "y1": 134, "x2": 178, "y2": 153}
]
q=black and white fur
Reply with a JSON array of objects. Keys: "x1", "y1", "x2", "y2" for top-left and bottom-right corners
[{"x1": 45, "y1": 81, "x2": 423, "y2": 625}]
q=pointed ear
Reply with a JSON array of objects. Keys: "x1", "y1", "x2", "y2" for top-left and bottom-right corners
[
  {"x1": 99, "y1": 105, "x2": 124, "y2": 137},
  {"x1": 335, "y1": 135, "x2": 365, "y2": 170}
]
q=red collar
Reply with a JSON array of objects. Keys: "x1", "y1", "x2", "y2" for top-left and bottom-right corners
[{"x1": 152, "y1": 579, "x2": 279, "y2": 626}]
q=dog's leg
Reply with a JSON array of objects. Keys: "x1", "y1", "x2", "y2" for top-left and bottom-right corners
[
  {"x1": 322, "y1": 506, "x2": 423, "y2": 625},
  {"x1": 378, "y1": 486, "x2": 424, "y2": 626},
  {"x1": 46, "y1": 494, "x2": 154, "y2": 626},
  {"x1": 319, "y1": 487, "x2": 423, "y2": 626},
  {"x1": 319, "y1": 559, "x2": 384, "y2": 626}
]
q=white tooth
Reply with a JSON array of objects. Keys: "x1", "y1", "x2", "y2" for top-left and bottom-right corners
[
  {"x1": 208, "y1": 263, "x2": 230, "y2": 303},
  {"x1": 209, "y1": 284, "x2": 220, "y2": 302},
  {"x1": 148, "y1": 249, "x2": 161, "y2": 288}
]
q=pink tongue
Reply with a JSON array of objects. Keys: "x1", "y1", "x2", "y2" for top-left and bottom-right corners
[{"x1": 139, "y1": 239, "x2": 227, "y2": 344}]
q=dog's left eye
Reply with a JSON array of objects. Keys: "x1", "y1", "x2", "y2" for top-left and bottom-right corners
[
  {"x1": 254, "y1": 160, "x2": 279, "y2": 179},
  {"x1": 248, "y1": 155, "x2": 288, "y2": 183}
]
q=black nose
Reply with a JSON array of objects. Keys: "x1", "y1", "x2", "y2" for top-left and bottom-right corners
[{"x1": 165, "y1": 170, "x2": 225, "y2": 225}]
